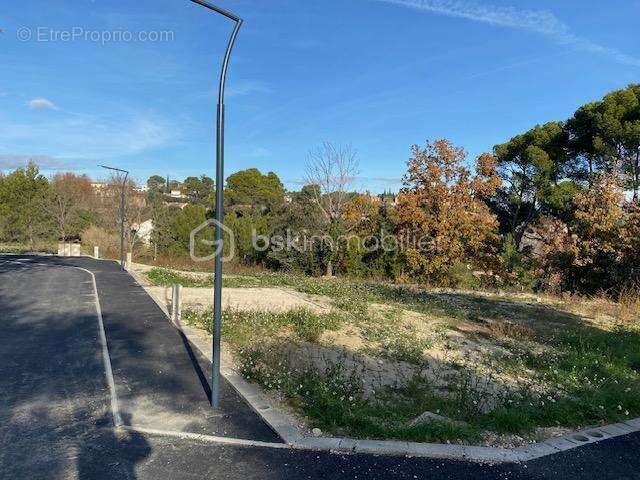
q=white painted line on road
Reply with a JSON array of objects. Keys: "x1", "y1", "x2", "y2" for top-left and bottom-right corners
[
  {"x1": 77, "y1": 266, "x2": 124, "y2": 428},
  {"x1": 119, "y1": 425, "x2": 289, "y2": 450}
]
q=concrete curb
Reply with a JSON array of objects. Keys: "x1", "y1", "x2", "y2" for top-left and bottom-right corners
[{"x1": 128, "y1": 265, "x2": 640, "y2": 464}]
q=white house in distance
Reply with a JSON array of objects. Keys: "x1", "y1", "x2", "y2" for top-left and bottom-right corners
[{"x1": 170, "y1": 189, "x2": 187, "y2": 199}]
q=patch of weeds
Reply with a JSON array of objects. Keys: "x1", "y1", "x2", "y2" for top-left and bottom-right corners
[
  {"x1": 491, "y1": 323, "x2": 640, "y2": 430},
  {"x1": 185, "y1": 307, "x2": 343, "y2": 345},
  {"x1": 282, "y1": 308, "x2": 343, "y2": 342},
  {"x1": 239, "y1": 352, "x2": 483, "y2": 443},
  {"x1": 447, "y1": 369, "x2": 501, "y2": 418},
  {"x1": 360, "y1": 322, "x2": 432, "y2": 364},
  {"x1": 488, "y1": 321, "x2": 537, "y2": 341},
  {"x1": 379, "y1": 332, "x2": 433, "y2": 364},
  {"x1": 146, "y1": 268, "x2": 212, "y2": 288},
  {"x1": 221, "y1": 276, "x2": 265, "y2": 288},
  {"x1": 146, "y1": 268, "x2": 268, "y2": 289},
  {"x1": 180, "y1": 269, "x2": 640, "y2": 441},
  {"x1": 381, "y1": 307, "x2": 404, "y2": 321},
  {"x1": 331, "y1": 296, "x2": 369, "y2": 321}
]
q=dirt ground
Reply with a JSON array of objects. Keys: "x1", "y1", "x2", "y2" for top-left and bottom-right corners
[
  {"x1": 131, "y1": 262, "x2": 330, "y2": 314},
  {"x1": 146, "y1": 285, "x2": 330, "y2": 313}
]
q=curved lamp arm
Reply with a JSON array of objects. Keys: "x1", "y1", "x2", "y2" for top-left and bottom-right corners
[{"x1": 190, "y1": 0, "x2": 243, "y2": 105}]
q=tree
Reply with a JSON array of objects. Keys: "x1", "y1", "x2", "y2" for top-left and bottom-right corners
[
  {"x1": 493, "y1": 121, "x2": 571, "y2": 246},
  {"x1": 304, "y1": 142, "x2": 360, "y2": 276},
  {"x1": 567, "y1": 102, "x2": 610, "y2": 183},
  {"x1": 146, "y1": 175, "x2": 167, "y2": 203},
  {"x1": 567, "y1": 84, "x2": 640, "y2": 200},
  {"x1": 50, "y1": 173, "x2": 93, "y2": 241},
  {"x1": 571, "y1": 176, "x2": 630, "y2": 292},
  {"x1": 184, "y1": 175, "x2": 214, "y2": 204},
  {"x1": 147, "y1": 175, "x2": 166, "y2": 193},
  {"x1": 595, "y1": 85, "x2": 640, "y2": 201},
  {"x1": 169, "y1": 204, "x2": 207, "y2": 253},
  {"x1": 0, "y1": 162, "x2": 50, "y2": 248},
  {"x1": 149, "y1": 197, "x2": 176, "y2": 258},
  {"x1": 225, "y1": 168, "x2": 285, "y2": 212},
  {"x1": 394, "y1": 140, "x2": 501, "y2": 285},
  {"x1": 266, "y1": 184, "x2": 326, "y2": 274}
]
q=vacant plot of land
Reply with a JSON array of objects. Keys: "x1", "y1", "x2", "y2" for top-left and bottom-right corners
[
  {"x1": 134, "y1": 265, "x2": 329, "y2": 313},
  {"x1": 143, "y1": 267, "x2": 640, "y2": 447}
]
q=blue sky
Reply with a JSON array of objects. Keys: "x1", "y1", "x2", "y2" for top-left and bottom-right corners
[{"x1": 1, "y1": 0, "x2": 639, "y2": 192}]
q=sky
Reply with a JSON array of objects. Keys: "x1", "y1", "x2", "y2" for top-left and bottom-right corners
[{"x1": 1, "y1": 0, "x2": 639, "y2": 192}]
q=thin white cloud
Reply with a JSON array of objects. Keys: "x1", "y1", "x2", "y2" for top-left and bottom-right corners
[
  {"x1": 0, "y1": 111, "x2": 180, "y2": 162},
  {"x1": 0, "y1": 154, "x2": 68, "y2": 171},
  {"x1": 284, "y1": 178, "x2": 307, "y2": 186},
  {"x1": 26, "y1": 98, "x2": 58, "y2": 111},
  {"x1": 378, "y1": 0, "x2": 640, "y2": 67},
  {"x1": 226, "y1": 80, "x2": 272, "y2": 97},
  {"x1": 366, "y1": 176, "x2": 403, "y2": 185}
]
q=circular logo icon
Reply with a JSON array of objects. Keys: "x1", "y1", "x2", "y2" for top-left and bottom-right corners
[{"x1": 17, "y1": 27, "x2": 32, "y2": 42}]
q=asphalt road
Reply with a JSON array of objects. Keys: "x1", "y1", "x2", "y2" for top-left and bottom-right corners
[{"x1": 1, "y1": 254, "x2": 639, "y2": 480}]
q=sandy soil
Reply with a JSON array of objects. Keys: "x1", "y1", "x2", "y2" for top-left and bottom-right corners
[
  {"x1": 132, "y1": 262, "x2": 331, "y2": 313},
  {"x1": 146, "y1": 285, "x2": 331, "y2": 314}
]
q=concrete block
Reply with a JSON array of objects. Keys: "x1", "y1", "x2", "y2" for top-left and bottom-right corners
[
  {"x1": 403, "y1": 441, "x2": 466, "y2": 459},
  {"x1": 269, "y1": 425, "x2": 301, "y2": 444},
  {"x1": 353, "y1": 440, "x2": 409, "y2": 456},
  {"x1": 542, "y1": 436, "x2": 581, "y2": 451},
  {"x1": 295, "y1": 437, "x2": 342, "y2": 451},
  {"x1": 337, "y1": 438, "x2": 358, "y2": 452},
  {"x1": 624, "y1": 417, "x2": 640, "y2": 429},
  {"x1": 70, "y1": 244, "x2": 81, "y2": 256},
  {"x1": 58, "y1": 243, "x2": 65, "y2": 256},
  {"x1": 459, "y1": 446, "x2": 516, "y2": 463},
  {"x1": 514, "y1": 441, "x2": 561, "y2": 461},
  {"x1": 94, "y1": 246, "x2": 100, "y2": 259},
  {"x1": 599, "y1": 424, "x2": 632, "y2": 436}
]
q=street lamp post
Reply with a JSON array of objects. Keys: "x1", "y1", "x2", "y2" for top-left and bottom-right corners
[
  {"x1": 100, "y1": 165, "x2": 129, "y2": 270},
  {"x1": 189, "y1": 0, "x2": 243, "y2": 409}
]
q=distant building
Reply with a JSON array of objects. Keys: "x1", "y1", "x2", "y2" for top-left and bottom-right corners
[
  {"x1": 379, "y1": 191, "x2": 398, "y2": 206},
  {"x1": 91, "y1": 182, "x2": 108, "y2": 191},
  {"x1": 170, "y1": 189, "x2": 186, "y2": 199}
]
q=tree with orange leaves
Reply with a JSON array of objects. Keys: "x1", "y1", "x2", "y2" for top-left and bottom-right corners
[{"x1": 394, "y1": 139, "x2": 501, "y2": 285}]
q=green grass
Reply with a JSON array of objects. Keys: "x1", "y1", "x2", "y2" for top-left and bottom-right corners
[
  {"x1": 184, "y1": 307, "x2": 343, "y2": 344},
  {"x1": 230, "y1": 307, "x2": 640, "y2": 442},
  {"x1": 146, "y1": 268, "x2": 212, "y2": 288},
  {"x1": 360, "y1": 321, "x2": 433, "y2": 364},
  {"x1": 156, "y1": 265, "x2": 640, "y2": 443}
]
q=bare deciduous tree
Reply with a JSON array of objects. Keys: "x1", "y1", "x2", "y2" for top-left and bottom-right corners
[
  {"x1": 304, "y1": 142, "x2": 360, "y2": 276},
  {"x1": 305, "y1": 142, "x2": 359, "y2": 222}
]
